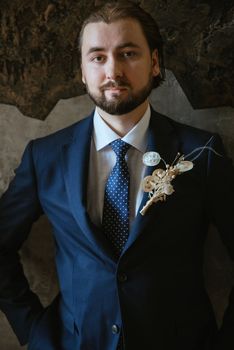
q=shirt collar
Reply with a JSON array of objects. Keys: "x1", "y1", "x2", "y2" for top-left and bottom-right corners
[{"x1": 93, "y1": 104, "x2": 151, "y2": 153}]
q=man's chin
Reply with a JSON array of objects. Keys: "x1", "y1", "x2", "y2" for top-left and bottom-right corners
[
  {"x1": 88, "y1": 88, "x2": 152, "y2": 115},
  {"x1": 97, "y1": 102, "x2": 139, "y2": 116}
]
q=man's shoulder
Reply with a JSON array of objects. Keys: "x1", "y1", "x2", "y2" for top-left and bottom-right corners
[
  {"x1": 151, "y1": 109, "x2": 216, "y2": 145},
  {"x1": 33, "y1": 112, "x2": 94, "y2": 149}
]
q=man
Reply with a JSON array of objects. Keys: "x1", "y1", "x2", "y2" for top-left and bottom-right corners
[{"x1": 0, "y1": 1, "x2": 234, "y2": 349}]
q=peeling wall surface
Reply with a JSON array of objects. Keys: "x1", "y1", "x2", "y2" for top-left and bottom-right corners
[{"x1": 0, "y1": 71, "x2": 234, "y2": 349}]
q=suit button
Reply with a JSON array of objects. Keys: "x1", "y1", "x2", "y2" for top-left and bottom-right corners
[
  {"x1": 112, "y1": 324, "x2": 119, "y2": 334},
  {"x1": 118, "y1": 273, "x2": 127, "y2": 283}
]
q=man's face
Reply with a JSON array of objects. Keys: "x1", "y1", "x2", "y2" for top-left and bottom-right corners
[{"x1": 81, "y1": 18, "x2": 160, "y2": 115}]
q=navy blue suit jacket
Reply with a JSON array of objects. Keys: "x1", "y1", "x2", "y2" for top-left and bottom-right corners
[{"x1": 1, "y1": 108, "x2": 234, "y2": 350}]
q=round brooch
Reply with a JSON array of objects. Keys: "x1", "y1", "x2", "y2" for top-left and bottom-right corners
[{"x1": 142, "y1": 151, "x2": 161, "y2": 166}]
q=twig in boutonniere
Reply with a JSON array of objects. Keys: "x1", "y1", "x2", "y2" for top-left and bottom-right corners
[{"x1": 140, "y1": 153, "x2": 193, "y2": 215}]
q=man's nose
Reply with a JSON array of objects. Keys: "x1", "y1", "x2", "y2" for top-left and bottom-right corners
[{"x1": 105, "y1": 58, "x2": 123, "y2": 80}]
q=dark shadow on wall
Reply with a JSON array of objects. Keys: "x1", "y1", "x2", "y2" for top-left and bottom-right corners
[{"x1": 204, "y1": 225, "x2": 234, "y2": 327}]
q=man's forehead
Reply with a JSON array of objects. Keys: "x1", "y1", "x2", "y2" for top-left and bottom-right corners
[
  {"x1": 83, "y1": 17, "x2": 141, "y2": 31},
  {"x1": 81, "y1": 19, "x2": 147, "y2": 52}
]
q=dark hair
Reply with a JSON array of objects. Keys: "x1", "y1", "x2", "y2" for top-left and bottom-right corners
[{"x1": 79, "y1": 0, "x2": 165, "y2": 88}]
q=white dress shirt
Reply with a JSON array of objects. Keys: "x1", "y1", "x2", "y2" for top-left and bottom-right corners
[{"x1": 87, "y1": 105, "x2": 151, "y2": 227}]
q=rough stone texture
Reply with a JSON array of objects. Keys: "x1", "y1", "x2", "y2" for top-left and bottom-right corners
[
  {"x1": 0, "y1": 0, "x2": 233, "y2": 120},
  {"x1": 0, "y1": 70, "x2": 234, "y2": 348},
  {"x1": 145, "y1": 0, "x2": 234, "y2": 109},
  {"x1": 0, "y1": 0, "x2": 93, "y2": 119}
]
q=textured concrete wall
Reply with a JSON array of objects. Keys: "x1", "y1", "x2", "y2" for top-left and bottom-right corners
[{"x1": 0, "y1": 70, "x2": 234, "y2": 349}]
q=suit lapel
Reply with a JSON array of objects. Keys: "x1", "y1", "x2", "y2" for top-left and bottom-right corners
[
  {"x1": 61, "y1": 114, "x2": 116, "y2": 262},
  {"x1": 61, "y1": 108, "x2": 180, "y2": 260},
  {"x1": 123, "y1": 109, "x2": 180, "y2": 255}
]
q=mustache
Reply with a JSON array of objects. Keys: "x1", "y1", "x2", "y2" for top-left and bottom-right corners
[{"x1": 100, "y1": 80, "x2": 130, "y2": 91}]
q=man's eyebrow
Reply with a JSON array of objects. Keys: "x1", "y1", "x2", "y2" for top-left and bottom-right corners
[
  {"x1": 117, "y1": 42, "x2": 141, "y2": 50},
  {"x1": 86, "y1": 42, "x2": 141, "y2": 55},
  {"x1": 86, "y1": 47, "x2": 105, "y2": 55}
]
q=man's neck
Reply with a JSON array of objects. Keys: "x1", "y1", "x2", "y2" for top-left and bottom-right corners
[{"x1": 97, "y1": 100, "x2": 149, "y2": 137}]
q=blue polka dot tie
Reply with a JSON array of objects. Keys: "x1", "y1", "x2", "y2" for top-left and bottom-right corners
[{"x1": 102, "y1": 139, "x2": 131, "y2": 258}]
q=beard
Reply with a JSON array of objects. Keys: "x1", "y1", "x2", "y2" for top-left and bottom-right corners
[{"x1": 85, "y1": 74, "x2": 154, "y2": 115}]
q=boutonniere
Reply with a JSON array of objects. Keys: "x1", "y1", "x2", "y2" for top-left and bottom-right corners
[
  {"x1": 139, "y1": 136, "x2": 222, "y2": 216},
  {"x1": 140, "y1": 152, "x2": 193, "y2": 215}
]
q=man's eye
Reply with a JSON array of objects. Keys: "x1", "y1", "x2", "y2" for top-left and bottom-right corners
[
  {"x1": 92, "y1": 56, "x2": 105, "y2": 63},
  {"x1": 122, "y1": 51, "x2": 136, "y2": 58}
]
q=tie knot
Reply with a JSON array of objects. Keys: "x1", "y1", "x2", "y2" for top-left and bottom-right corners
[{"x1": 111, "y1": 139, "x2": 130, "y2": 158}]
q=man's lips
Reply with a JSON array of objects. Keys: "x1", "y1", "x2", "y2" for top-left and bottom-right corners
[
  {"x1": 105, "y1": 87, "x2": 127, "y2": 91},
  {"x1": 100, "y1": 82, "x2": 130, "y2": 92},
  {"x1": 102, "y1": 86, "x2": 129, "y2": 96}
]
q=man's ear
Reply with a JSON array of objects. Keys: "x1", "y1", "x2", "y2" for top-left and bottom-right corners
[
  {"x1": 81, "y1": 63, "x2": 86, "y2": 84},
  {"x1": 152, "y1": 49, "x2": 160, "y2": 77}
]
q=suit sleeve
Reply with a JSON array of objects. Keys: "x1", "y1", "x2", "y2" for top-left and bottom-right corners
[
  {"x1": 0, "y1": 141, "x2": 44, "y2": 345},
  {"x1": 206, "y1": 134, "x2": 234, "y2": 349}
]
